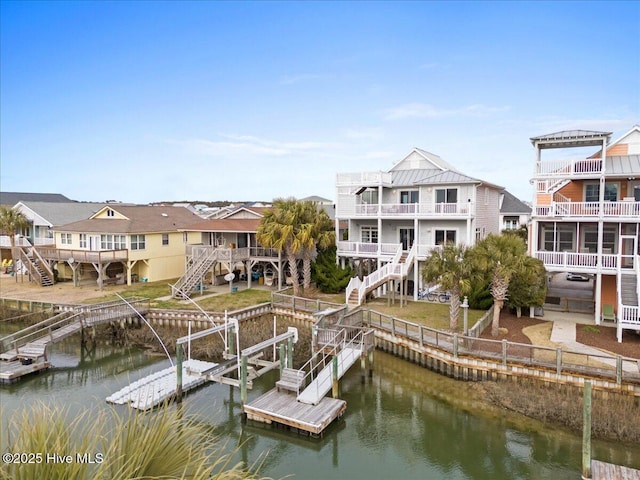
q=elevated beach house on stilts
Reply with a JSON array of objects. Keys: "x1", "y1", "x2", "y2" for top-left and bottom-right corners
[
  {"x1": 529, "y1": 126, "x2": 640, "y2": 341},
  {"x1": 335, "y1": 148, "x2": 503, "y2": 307},
  {"x1": 37, "y1": 205, "x2": 203, "y2": 289},
  {"x1": 173, "y1": 205, "x2": 288, "y2": 298}
]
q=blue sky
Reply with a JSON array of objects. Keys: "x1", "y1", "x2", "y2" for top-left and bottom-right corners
[{"x1": 1, "y1": 1, "x2": 638, "y2": 204}]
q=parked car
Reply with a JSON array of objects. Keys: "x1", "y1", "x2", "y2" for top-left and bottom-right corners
[{"x1": 566, "y1": 272, "x2": 590, "y2": 281}]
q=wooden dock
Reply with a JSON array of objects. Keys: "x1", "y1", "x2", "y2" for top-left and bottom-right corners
[
  {"x1": 0, "y1": 357, "x2": 50, "y2": 383},
  {"x1": 591, "y1": 460, "x2": 640, "y2": 480},
  {"x1": 243, "y1": 388, "x2": 346, "y2": 436},
  {"x1": 106, "y1": 359, "x2": 216, "y2": 410}
]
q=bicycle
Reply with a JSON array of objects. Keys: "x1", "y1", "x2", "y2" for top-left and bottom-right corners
[{"x1": 437, "y1": 291, "x2": 451, "y2": 303}]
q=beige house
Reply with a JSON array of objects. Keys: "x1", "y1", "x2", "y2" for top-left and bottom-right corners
[{"x1": 39, "y1": 205, "x2": 202, "y2": 288}]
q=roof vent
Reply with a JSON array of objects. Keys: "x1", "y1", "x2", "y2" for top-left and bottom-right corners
[{"x1": 161, "y1": 213, "x2": 169, "y2": 217}]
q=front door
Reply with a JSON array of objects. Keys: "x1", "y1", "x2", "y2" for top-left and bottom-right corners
[
  {"x1": 89, "y1": 235, "x2": 100, "y2": 251},
  {"x1": 399, "y1": 228, "x2": 415, "y2": 251}
]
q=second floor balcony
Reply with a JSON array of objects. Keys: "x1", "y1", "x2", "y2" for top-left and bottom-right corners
[
  {"x1": 338, "y1": 202, "x2": 474, "y2": 218},
  {"x1": 36, "y1": 247, "x2": 129, "y2": 263},
  {"x1": 337, "y1": 241, "x2": 441, "y2": 260},
  {"x1": 534, "y1": 200, "x2": 640, "y2": 218},
  {"x1": 535, "y1": 157, "x2": 603, "y2": 178}
]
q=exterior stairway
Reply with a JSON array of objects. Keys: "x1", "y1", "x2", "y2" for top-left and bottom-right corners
[
  {"x1": 621, "y1": 274, "x2": 638, "y2": 306},
  {"x1": 171, "y1": 247, "x2": 219, "y2": 299},
  {"x1": 14, "y1": 247, "x2": 54, "y2": 287},
  {"x1": 345, "y1": 243, "x2": 416, "y2": 307}
]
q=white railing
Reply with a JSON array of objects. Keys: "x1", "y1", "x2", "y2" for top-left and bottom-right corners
[
  {"x1": 416, "y1": 244, "x2": 441, "y2": 259},
  {"x1": 534, "y1": 201, "x2": 640, "y2": 218},
  {"x1": 536, "y1": 158, "x2": 602, "y2": 177},
  {"x1": 337, "y1": 241, "x2": 402, "y2": 258},
  {"x1": 347, "y1": 202, "x2": 474, "y2": 217},
  {"x1": 534, "y1": 251, "x2": 618, "y2": 271},
  {"x1": 336, "y1": 171, "x2": 392, "y2": 186},
  {"x1": 535, "y1": 179, "x2": 569, "y2": 193}
]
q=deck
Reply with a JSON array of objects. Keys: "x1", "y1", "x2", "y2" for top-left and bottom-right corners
[
  {"x1": 591, "y1": 460, "x2": 640, "y2": 480},
  {"x1": 0, "y1": 358, "x2": 50, "y2": 383},
  {"x1": 106, "y1": 359, "x2": 216, "y2": 410},
  {"x1": 243, "y1": 388, "x2": 346, "y2": 436}
]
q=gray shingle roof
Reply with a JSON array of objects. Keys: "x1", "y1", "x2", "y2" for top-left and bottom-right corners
[
  {"x1": 500, "y1": 191, "x2": 531, "y2": 214},
  {"x1": 0, "y1": 192, "x2": 72, "y2": 206},
  {"x1": 18, "y1": 201, "x2": 106, "y2": 227}
]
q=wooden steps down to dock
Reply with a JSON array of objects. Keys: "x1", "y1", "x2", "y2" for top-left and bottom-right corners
[
  {"x1": 243, "y1": 388, "x2": 346, "y2": 436},
  {"x1": 106, "y1": 359, "x2": 216, "y2": 410}
]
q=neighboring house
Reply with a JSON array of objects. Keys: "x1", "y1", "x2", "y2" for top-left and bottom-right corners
[
  {"x1": 335, "y1": 147, "x2": 503, "y2": 305},
  {"x1": 13, "y1": 201, "x2": 106, "y2": 246},
  {"x1": 0, "y1": 191, "x2": 72, "y2": 207},
  {"x1": 175, "y1": 205, "x2": 287, "y2": 297},
  {"x1": 499, "y1": 191, "x2": 531, "y2": 231},
  {"x1": 529, "y1": 126, "x2": 640, "y2": 340},
  {"x1": 34, "y1": 205, "x2": 203, "y2": 288}
]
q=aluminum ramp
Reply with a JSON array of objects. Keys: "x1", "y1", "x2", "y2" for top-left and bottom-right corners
[{"x1": 296, "y1": 346, "x2": 361, "y2": 406}]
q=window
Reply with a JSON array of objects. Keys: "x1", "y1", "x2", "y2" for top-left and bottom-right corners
[
  {"x1": 400, "y1": 190, "x2": 419, "y2": 204},
  {"x1": 360, "y1": 189, "x2": 378, "y2": 205},
  {"x1": 79, "y1": 234, "x2": 87, "y2": 248},
  {"x1": 583, "y1": 227, "x2": 616, "y2": 253},
  {"x1": 113, "y1": 235, "x2": 126, "y2": 249},
  {"x1": 162, "y1": 233, "x2": 169, "y2": 246},
  {"x1": 131, "y1": 234, "x2": 146, "y2": 250},
  {"x1": 61, "y1": 233, "x2": 72, "y2": 245},
  {"x1": 584, "y1": 183, "x2": 618, "y2": 202},
  {"x1": 503, "y1": 216, "x2": 520, "y2": 230},
  {"x1": 542, "y1": 226, "x2": 574, "y2": 252},
  {"x1": 435, "y1": 188, "x2": 457, "y2": 204},
  {"x1": 100, "y1": 234, "x2": 113, "y2": 250},
  {"x1": 106, "y1": 209, "x2": 115, "y2": 217},
  {"x1": 435, "y1": 230, "x2": 456, "y2": 245},
  {"x1": 361, "y1": 226, "x2": 378, "y2": 243}
]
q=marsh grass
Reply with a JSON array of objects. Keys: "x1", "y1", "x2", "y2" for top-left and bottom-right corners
[
  {"x1": 481, "y1": 379, "x2": 640, "y2": 443},
  {"x1": 1, "y1": 402, "x2": 268, "y2": 480}
]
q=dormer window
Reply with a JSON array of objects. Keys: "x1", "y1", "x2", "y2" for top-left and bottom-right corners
[{"x1": 106, "y1": 209, "x2": 115, "y2": 217}]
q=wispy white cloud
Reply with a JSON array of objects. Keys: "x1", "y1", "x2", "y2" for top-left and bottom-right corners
[
  {"x1": 382, "y1": 103, "x2": 511, "y2": 121},
  {"x1": 169, "y1": 134, "x2": 341, "y2": 158}
]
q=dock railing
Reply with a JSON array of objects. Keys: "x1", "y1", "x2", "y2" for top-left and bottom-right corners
[
  {"x1": 362, "y1": 309, "x2": 640, "y2": 385},
  {"x1": 298, "y1": 328, "x2": 367, "y2": 403}
]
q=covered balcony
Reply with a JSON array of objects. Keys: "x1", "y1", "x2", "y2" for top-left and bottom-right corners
[
  {"x1": 534, "y1": 199, "x2": 640, "y2": 218},
  {"x1": 533, "y1": 250, "x2": 619, "y2": 273},
  {"x1": 535, "y1": 157, "x2": 603, "y2": 179},
  {"x1": 337, "y1": 241, "x2": 441, "y2": 260},
  {"x1": 339, "y1": 201, "x2": 474, "y2": 218}
]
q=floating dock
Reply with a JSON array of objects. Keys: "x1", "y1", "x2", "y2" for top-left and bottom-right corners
[
  {"x1": 0, "y1": 356, "x2": 50, "y2": 384},
  {"x1": 243, "y1": 389, "x2": 346, "y2": 436},
  {"x1": 591, "y1": 460, "x2": 640, "y2": 480},
  {"x1": 106, "y1": 359, "x2": 216, "y2": 410}
]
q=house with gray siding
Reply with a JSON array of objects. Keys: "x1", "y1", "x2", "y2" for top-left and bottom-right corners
[{"x1": 335, "y1": 148, "x2": 503, "y2": 305}]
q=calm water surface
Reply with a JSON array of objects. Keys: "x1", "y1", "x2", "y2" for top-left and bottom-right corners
[{"x1": 1, "y1": 330, "x2": 638, "y2": 480}]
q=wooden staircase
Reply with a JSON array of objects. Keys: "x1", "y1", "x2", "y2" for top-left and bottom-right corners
[{"x1": 13, "y1": 247, "x2": 54, "y2": 287}]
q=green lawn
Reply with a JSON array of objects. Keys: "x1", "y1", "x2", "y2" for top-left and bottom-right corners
[
  {"x1": 79, "y1": 281, "x2": 486, "y2": 331},
  {"x1": 364, "y1": 298, "x2": 487, "y2": 331}
]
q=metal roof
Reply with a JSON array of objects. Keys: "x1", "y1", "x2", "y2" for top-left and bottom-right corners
[
  {"x1": 605, "y1": 155, "x2": 640, "y2": 176},
  {"x1": 530, "y1": 130, "x2": 612, "y2": 148}
]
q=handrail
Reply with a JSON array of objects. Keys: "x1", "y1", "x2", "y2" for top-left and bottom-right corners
[{"x1": 298, "y1": 328, "x2": 365, "y2": 402}]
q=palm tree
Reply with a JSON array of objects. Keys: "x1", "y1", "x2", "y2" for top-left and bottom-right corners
[
  {"x1": 0, "y1": 205, "x2": 29, "y2": 248},
  {"x1": 297, "y1": 201, "x2": 335, "y2": 289},
  {"x1": 472, "y1": 233, "x2": 527, "y2": 337},
  {"x1": 256, "y1": 198, "x2": 303, "y2": 295},
  {"x1": 421, "y1": 242, "x2": 473, "y2": 331}
]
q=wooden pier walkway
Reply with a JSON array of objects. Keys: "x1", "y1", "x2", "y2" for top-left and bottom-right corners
[{"x1": 106, "y1": 359, "x2": 216, "y2": 410}]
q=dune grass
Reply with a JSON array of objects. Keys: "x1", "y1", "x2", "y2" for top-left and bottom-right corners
[{"x1": 1, "y1": 402, "x2": 268, "y2": 480}]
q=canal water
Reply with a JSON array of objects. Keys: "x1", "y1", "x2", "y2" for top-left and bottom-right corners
[{"x1": 1, "y1": 328, "x2": 638, "y2": 479}]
